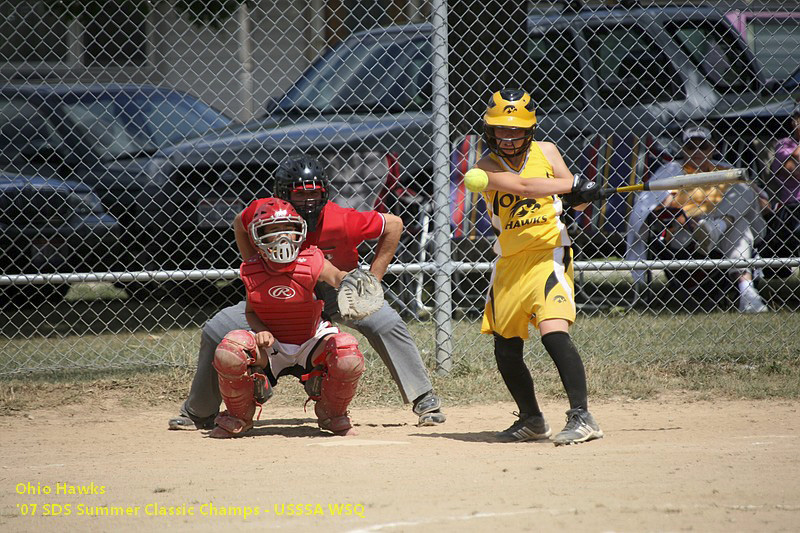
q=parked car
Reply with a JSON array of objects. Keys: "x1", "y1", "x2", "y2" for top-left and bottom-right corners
[
  {"x1": 0, "y1": 83, "x2": 233, "y2": 296},
  {"x1": 141, "y1": 138, "x2": 400, "y2": 271},
  {"x1": 0, "y1": 172, "x2": 119, "y2": 307}
]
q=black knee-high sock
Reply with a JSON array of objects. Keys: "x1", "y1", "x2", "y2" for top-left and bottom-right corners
[
  {"x1": 541, "y1": 331, "x2": 587, "y2": 410},
  {"x1": 494, "y1": 334, "x2": 540, "y2": 416}
]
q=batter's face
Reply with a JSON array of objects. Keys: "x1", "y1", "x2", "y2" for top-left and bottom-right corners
[{"x1": 493, "y1": 127, "x2": 528, "y2": 158}]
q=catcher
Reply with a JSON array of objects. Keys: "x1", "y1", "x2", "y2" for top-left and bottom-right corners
[
  {"x1": 211, "y1": 198, "x2": 381, "y2": 438},
  {"x1": 170, "y1": 155, "x2": 445, "y2": 432}
]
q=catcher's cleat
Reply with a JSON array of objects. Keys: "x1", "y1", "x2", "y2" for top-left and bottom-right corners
[
  {"x1": 413, "y1": 391, "x2": 446, "y2": 426},
  {"x1": 168, "y1": 413, "x2": 216, "y2": 431},
  {"x1": 207, "y1": 412, "x2": 254, "y2": 439},
  {"x1": 316, "y1": 406, "x2": 358, "y2": 436},
  {"x1": 553, "y1": 408, "x2": 603, "y2": 446},
  {"x1": 495, "y1": 412, "x2": 551, "y2": 442}
]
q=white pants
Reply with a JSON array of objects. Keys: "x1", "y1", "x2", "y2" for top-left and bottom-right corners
[{"x1": 265, "y1": 321, "x2": 340, "y2": 376}]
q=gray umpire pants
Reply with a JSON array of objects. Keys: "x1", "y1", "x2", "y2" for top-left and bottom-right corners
[{"x1": 181, "y1": 293, "x2": 433, "y2": 420}]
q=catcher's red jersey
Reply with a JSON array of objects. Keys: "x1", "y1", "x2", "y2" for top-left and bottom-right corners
[
  {"x1": 242, "y1": 200, "x2": 384, "y2": 271},
  {"x1": 240, "y1": 246, "x2": 325, "y2": 345}
]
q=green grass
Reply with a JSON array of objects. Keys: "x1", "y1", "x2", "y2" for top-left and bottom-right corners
[
  {"x1": 1, "y1": 272, "x2": 799, "y2": 412},
  {"x1": 1, "y1": 309, "x2": 798, "y2": 414}
]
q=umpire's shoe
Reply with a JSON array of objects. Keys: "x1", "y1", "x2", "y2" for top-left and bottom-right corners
[
  {"x1": 168, "y1": 413, "x2": 216, "y2": 431},
  {"x1": 495, "y1": 412, "x2": 551, "y2": 443},
  {"x1": 413, "y1": 391, "x2": 446, "y2": 426},
  {"x1": 553, "y1": 408, "x2": 604, "y2": 446}
]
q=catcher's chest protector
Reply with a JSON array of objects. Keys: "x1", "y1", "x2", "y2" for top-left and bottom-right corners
[{"x1": 241, "y1": 247, "x2": 325, "y2": 345}]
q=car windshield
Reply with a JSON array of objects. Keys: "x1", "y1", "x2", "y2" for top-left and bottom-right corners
[
  {"x1": 120, "y1": 90, "x2": 231, "y2": 145},
  {"x1": 61, "y1": 90, "x2": 231, "y2": 158},
  {"x1": 665, "y1": 19, "x2": 759, "y2": 93},
  {"x1": 274, "y1": 34, "x2": 432, "y2": 115},
  {"x1": 61, "y1": 99, "x2": 152, "y2": 158},
  {"x1": 745, "y1": 16, "x2": 800, "y2": 81}
]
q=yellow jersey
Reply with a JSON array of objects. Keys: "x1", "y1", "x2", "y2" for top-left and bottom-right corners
[
  {"x1": 482, "y1": 142, "x2": 571, "y2": 257},
  {"x1": 672, "y1": 161, "x2": 732, "y2": 217}
]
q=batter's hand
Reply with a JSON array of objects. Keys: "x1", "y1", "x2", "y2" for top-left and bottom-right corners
[{"x1": 562, "y1": 174, "x2": 600, "y2": 208}]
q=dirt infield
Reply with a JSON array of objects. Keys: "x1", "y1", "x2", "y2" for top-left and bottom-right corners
[{"x1": 1, "y1": 398, "x2": 799, "y2": 532}]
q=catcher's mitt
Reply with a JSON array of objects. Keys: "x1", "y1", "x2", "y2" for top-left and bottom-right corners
[{"x1": 337, "y1": 269, "x2": 384, "y2": 321}]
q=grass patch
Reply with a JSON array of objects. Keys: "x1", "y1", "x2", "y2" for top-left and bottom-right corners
[
  {"x1": 2, "y1": 314, "x2": 799, "y2": 415},
  {"x1": 1, "y1": 280, "x2": 798, "y2": 412}
]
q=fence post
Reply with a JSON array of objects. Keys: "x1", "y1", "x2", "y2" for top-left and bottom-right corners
[{"x1": 429, "y1": 0, "x2": 454, "y2": 375}]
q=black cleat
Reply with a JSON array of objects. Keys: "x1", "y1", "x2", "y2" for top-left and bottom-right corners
[
  {"x1": 495, "y1": 412, "x2": 551, "y2": 442},
  {"x1": 413, "y1": 391, "x2": 446, "y2": 426}
]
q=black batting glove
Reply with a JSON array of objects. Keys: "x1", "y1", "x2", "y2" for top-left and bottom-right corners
[{"x1": 562, "y1": 174, "x2": 600, "y2": 208}]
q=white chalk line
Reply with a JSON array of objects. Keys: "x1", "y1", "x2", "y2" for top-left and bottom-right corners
[
  {"x1": 345, "y1": 503, "x2": 800, "y2": 532},
  {"x1": 732, "y1": 435, "x2": 796, "y2": 439}
]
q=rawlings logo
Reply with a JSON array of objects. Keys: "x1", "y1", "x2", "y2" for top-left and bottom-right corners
[{"x1": 268, "y1": 286, "x2": 296, "y2": 299}]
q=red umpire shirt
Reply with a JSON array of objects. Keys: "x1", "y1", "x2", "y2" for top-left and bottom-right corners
[{"x1": 240, "y1": 200, "x2": 386, "y2": 271}]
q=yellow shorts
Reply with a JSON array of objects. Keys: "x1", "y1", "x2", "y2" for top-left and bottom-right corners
[{"x1": 481, "y1": 246, "x2": 576, "y2": 339}]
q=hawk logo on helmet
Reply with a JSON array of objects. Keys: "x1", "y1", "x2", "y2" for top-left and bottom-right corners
[
  {"x1": 553, "y1": 295, "x2": 567, "y2": 303},
  {"x1": 503, "y1": 105, "x2": 517, "y2": 114},
  {"x1": 269, "y1": 286, "x2": 296, "y2": 299}
]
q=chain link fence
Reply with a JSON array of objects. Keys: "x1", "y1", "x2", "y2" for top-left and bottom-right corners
[{"x1": 1, "y1": 0, "x2": 799, "y2": 376}]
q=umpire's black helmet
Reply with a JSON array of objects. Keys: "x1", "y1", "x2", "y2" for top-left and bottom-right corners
[{"x1": 274, "y1": 155, "x2": 330, "y2": 232}]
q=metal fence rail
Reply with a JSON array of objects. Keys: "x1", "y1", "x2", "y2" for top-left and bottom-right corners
[{"x1": 1, "y1": 0, "x2": 799, "y2": 376}]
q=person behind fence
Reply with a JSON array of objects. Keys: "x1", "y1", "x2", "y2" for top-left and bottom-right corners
[
  {"x1": 464, "y1": 88, "x2": 604, "y2": 445},
  {"x1": 765, "y1": 103, "x2": 800, "y2": 269},
  {"x1": 169, "y1": 155, "x2": 445, "y2": 431},
  {"x1": 771, "y1": 103, "x2": 800, "y2": 207},
  {"x1": 210, "y1": 198, "x2": 365, "y2": 438},
  {"x1": 625, "y1": 125, "x2": 769, "y2": 313}
]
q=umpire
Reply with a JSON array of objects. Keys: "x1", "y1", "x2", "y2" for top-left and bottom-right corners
[{"x1": 168, "y1": 154, "x2": 445, "y2": 429}]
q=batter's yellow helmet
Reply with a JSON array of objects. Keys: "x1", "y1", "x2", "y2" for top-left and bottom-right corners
[{"x1": 483, "y1": 89, "x2": 537, "y2": 158}]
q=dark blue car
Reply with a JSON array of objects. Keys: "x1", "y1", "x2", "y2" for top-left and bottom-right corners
[
  {"x1": 0, "y1": 173, "x2": 119, "y2": 306},
  {"x1": 0, "y1": 83, "x2": 232, "y2": 293}
]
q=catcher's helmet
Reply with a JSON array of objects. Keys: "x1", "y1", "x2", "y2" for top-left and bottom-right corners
[
  {"x1": 249, "y1": 198, "x2": 307, "y2": 266},
  {"x1": 274, "y1": 155, "x2": 330, "y2": 232},
  {"x1": 483, "y1": 89, "x2": 537, "y2": 159}
]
